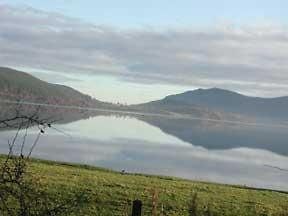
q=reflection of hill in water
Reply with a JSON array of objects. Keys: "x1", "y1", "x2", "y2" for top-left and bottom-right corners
[
  {"x1": 0, "y1": 103, "x2": 127, "y2": 130},
  {"x1": 1, "y1": 103, "x2": 288, "y2": 156},
  {"x1": 138, "y1": 116, "x2": 288, "y2": 156},
  {"x1": 0, "y1": 103, "x2": 94, "y2": 130}
]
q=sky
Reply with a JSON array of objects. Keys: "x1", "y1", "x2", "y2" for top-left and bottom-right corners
[
  {"x1": 3, "y1": 0, "x2": 288, "y2": 28},
  {"x1": 0, "y1": 0, "x2": 288, "y2": 104}
]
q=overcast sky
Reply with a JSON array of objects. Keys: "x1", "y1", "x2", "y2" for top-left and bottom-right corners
[{"x1": 0, "y1": 0, "x2": 288, "y2": 104}]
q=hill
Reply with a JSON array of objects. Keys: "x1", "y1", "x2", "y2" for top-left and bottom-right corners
[
  {"x1": 159, "y1": 88, "x2": 288, "y2": 120},
  {"x1": 132, "y1": 89, "x2": 249, "y2": 122},
  {"x1": 0, "y1": 67, "x2": 241, "y2": 122},
  {"x1": 134, "y1": 88, "x2": 288, "y2": 121},
  {"x1": 0, "y1": 67, "x2": 107, "y2": 108},
  {"x1": 2, "y1": 67, "x2": 288, "y2": 122}
]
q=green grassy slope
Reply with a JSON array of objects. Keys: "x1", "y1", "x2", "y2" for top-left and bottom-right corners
[{"x1": 22, "y1": 159, "x2": 288, "y2": 216}]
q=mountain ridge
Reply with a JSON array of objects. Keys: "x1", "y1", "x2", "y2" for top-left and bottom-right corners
[
  {"x1": 165, "y1": 87, "x2": 288, "y2": 101},
  {"x1": 136, "y1": 87, "x2": 288, "y2": 120},
  {"x1": 2, "y1": 66, "x2": 288, "y2": 121},
  {"x1": 0, "y1": 67, "x2": 110, "y2": 108}
]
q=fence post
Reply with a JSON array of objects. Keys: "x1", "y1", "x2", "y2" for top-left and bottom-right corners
[
  {"x1": 151, "y1": 189, "x2": 159, "y2": 216},
  {"x1": 132, "y1": 199, "x2": 142, "y2": 216}
]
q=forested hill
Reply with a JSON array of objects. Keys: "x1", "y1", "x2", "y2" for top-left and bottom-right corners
[
  {"x1": 134, "y1": 88, "x2": 288, "y2": 120},
  {"x1": 0, "y1": 67, "x2": 108, "y2": 108}
]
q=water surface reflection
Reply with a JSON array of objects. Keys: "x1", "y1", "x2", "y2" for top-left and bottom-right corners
[{"x1": 0, "y1": 115, "x2": 288, "y2": 191}]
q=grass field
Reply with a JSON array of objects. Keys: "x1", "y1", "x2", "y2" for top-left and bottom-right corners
[{"x1": 6, "y1": 158, "x2": 284, "y2": 216}]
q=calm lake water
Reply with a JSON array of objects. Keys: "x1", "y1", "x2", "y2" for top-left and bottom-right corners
[{"x1": 1, "y1": 114, "x2": 288, "y2": 191}]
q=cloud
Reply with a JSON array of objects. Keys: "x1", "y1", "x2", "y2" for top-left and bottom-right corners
[{"x1": 1, "y1": 4, "x2": 288, "y2": 96}]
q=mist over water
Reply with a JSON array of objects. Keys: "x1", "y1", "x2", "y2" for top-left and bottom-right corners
[{"x1": 1, "y1": 114, "x2": 288, "y2": 191}]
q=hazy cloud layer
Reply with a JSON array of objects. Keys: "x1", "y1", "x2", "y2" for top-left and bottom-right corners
[{"x1": 1, "y1": 4, "x2": 288, "y2": 96}]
